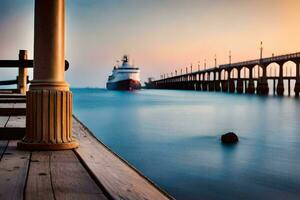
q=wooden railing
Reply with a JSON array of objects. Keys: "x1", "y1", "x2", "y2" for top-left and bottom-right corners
[{"x1": 0, "y1": 50, "x2": 69, "y2": 94}]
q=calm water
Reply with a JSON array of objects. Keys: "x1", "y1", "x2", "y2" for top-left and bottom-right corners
[{"x1": 72, "y1": 88, "x2": 300, "y2": 200}]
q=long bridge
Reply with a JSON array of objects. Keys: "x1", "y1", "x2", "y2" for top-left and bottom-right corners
[{"x1": 147, "y1": 52, "x2": 300, "y2": 96}]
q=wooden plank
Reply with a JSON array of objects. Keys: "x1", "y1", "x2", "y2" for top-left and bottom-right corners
[
  {"x1": 0, "y1": 117, "x2": 9, "y2": 127},
  {"x1": 0, "y1": 94, "x2": 26, "y2": 98},
  {"x1": 6, "y1": 116, "x2": 26, "y2": 128},
  {"x1": 0, "y1": 140, "x2": 8, "y2": 160},
  {"x1": 0, "y1": 116, "x2": 26, "y2": 140},
  {"x1": 0, "y1": 90, "x2": 14, "y2": 94},
  {"x1": 25, "y1": 151, "x2": 107, "y2": 200},
  {"x1": 51, "y1": 151, "x2": 108, "y2": 200},
  {"x1": 0, "y1": 60, "x2": 68, "y2": 71},
  {"x1": 0, "y1": 103, "x2": 26, "y2": 116},
  {"x1": 0, "y1": 108, "x2": 26, "y2": 116},
  {"x1": 0, "y1": 140, "x2": 30, "y2": 200},
  {"x1": 0, "y1": 103, "x2": 14, "y2": 108},
  {"x1": 13, "y1": 103, "x2": 26, "y2": 108},
  {"x1": 0, "y1": 98, "x2": 26, "y2": 103},
  {"x1": 25, "y1": 151, "x2": 55, "y2": 200},
  {"x1": 0, "y1": 128, "x2": 25, "y2": 140},
  {"x1": 26, "y1": 151, "x2": 108, "y2": 200},
  {"x1": 73, "y1": 117, "x2": 173, "y2": 200},
  {"x1": 0, "y1": 79, "x2": 18, "y2": 86}
]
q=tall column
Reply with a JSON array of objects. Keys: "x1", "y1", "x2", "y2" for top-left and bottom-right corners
[
  {"x1": 221, "y1": 70, "x2": 228, "y2": 92},
  {"x1": 18, "y1": 50, "x2": 28, "y2": 94},
  {"x1": 202, "y1": 73, "x2": 207, "y2": 91},
  {"x1": 257, "y1": 65, "x2": 269, "y2": 95},
  {"x1": 294, "y1": 62, "x2": 300, "y2": 97},
  {"x1": 215, "y1": 71, "x2": 221, "y2": 91},
  {"x1": 209, "y1": 72, "x2": 215, "y2": 91},
  {"x1": 277, "y1": 63, "x2": 284, "y2": 96},
  {"x1": 236, "y1": 68, "x2": 244, "y2": 93},
  {"x1": 18, "y1": 0, "x2": 78, "y2": 150},
  {"x1": 247, "y1": 66, "x2": 255, "y2": 94},
  {"x1": 228, "y1": 69, "x2": 235, "y2": 93}
]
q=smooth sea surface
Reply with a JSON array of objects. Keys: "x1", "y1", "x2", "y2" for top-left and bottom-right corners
[{"x1": 72, "y1": 88, "x2": 300, "y2": 200}]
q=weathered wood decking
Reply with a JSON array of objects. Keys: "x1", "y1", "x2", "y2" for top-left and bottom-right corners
[{"x1": 0, "y1": 103, "x2": 173, "y2": 200}]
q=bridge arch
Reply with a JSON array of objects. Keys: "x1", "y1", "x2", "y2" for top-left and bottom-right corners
[
  {"x1": 283, "y1": 61, "x2": 296, "y2": 77},
  {"x1": 241, "y1": 67, "x2": 249, "y2": 78},
  {"x1": 266, "y1": 62, "x2": 280, "y2": 77},
  {"x1": 252, "y1": 64, "x2": 263, "y2": 78},
  {"x1": 209, "y1": 71, "x2": 214, "y2": 80},
  {"x1": 215, "y1": 71, "x2": 220, "y2": 80},
  {"x1": 230, "y1": 68, "x2": 238, "y2": 79},
  {"x1": 201, "y1": 73, "x2": 205, "y2": 81}
]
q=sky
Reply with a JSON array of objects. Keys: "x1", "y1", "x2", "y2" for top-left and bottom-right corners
[{"x1": 0, "y1": 0, "x2": 300, "y2": 87}]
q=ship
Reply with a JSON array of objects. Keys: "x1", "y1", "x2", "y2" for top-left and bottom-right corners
[{"x1": 106, "y1": 55, "x2": 141, "y2": 90}]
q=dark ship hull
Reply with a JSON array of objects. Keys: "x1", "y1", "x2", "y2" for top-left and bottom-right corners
[{"x1": 106, "y1": 79, "x2": 141, "y2": 91}]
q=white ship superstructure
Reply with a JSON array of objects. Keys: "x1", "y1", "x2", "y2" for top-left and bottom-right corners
[{"x1": 106, "y1": 55, "x2": 141, "y2": 90}]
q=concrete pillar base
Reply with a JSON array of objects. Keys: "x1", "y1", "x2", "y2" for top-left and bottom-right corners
[
  {"x1": 202, "y1": 82, "x2": 208, "y2": 91},
  {"x1": 236, "y1": 80, "x2": 244, "y2": 93},
  {"x1": 215, "y1": 81, "x2": 221, "y2": 91},
  {"x1": 208, "y1": 82, "x2": 215, "y2": 91},
  {"x1": 196, "y1": 82, "x2": 202, "y2": 91},
  {"x1": 294, "y1": 82, "x2": 300, "y2": 97},
  {"x1": 221, "y1": 81, "x2": 228, "y2": 92},
  {"x1": 257, "y1": 82, "x2": 269, "y2": 95},
  {"x1": 229, "y1": 80, "x2": 235, "y2": 93},
  {"x1": 18, "y1": 90, "x2": 79, "y2": 150},
  {"x1": 247, "y1": 81, "x2": 255, "y2": 94},
  {"x1": 277, "y1": 82, "x2": 284, "y2": 96}
]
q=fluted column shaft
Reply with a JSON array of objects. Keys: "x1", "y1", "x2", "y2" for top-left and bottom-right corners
[{"x1": 18, "y1": 0, "x2": 78, "y2": 150}]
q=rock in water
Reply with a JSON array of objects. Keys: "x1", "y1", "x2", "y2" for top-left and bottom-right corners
[{"x1": 221, "y1": 132, "x2": 239, "y2": 144}]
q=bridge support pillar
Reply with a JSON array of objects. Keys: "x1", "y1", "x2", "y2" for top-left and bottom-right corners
[
  {"x1": 236, "y1": 69, "x2": 243, "y2": 93},
  {"x1": 257, "y1": 81, "x2": 269, "y2": 95},
  {"x1": 247, "y1": 80, "x2": 255, "y2": 94},
  {"x1": 229, "y1": 80, "x2": 235, "y2": 93},
  {"x1": 209, "y1": 81, "x2": 214, "y2": 91},
  {"x1": 221, "y1": 80, "x2": 228, "y2": 92},
  {"x1": 294, "y1": 63, "x2": 300, "y2": 97},
  {"x1": 247, "y1": 67, "x2": 255, "y2": 94},
  {"x1": 227, "y1": 69, "x2": 235, "y2": 93},
  {"x1": 215, "y1": 81, "x2": 221, "y2": 91},
  {"x1": 18, "y1": 0, "x2": 78, "y2": 150},
  {"x1": 202, "y1": 81, "x2": 207, "y2": 91},
  {"x1": 277, "y1": 64, "x2": 284, "y2": 96},
  {"x1": 257, "y1": 65, "x2": 269, "y2": 95},
  {"x1": 214, "y1": 72, "x2": 221, "y2": 91}
]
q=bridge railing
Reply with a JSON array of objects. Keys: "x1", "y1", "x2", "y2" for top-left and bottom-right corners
[{"x1": 220, "y1": 52, "x2": 300, "y2": 69}]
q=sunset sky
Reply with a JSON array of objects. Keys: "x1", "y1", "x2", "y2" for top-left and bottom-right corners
[{"x1": 0, "y1": 0, "x2": 300, "y2": 87}]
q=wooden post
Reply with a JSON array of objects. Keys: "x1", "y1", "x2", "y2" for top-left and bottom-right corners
[
  {"x1": 18, "y1": 50, "x2": 28, "y2": 94},
  {"x1": 18, "y1": 0, "x2": 78, "y2": 150}
]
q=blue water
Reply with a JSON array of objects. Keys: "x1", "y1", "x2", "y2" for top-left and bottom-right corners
[{"x1": 72, "y1": 88, "x2": 300, "y2": 200}]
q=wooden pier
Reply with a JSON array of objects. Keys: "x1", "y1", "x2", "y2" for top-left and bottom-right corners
[{"x1": 0, "y1": 102, "x2": 172, "y2": 200}]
